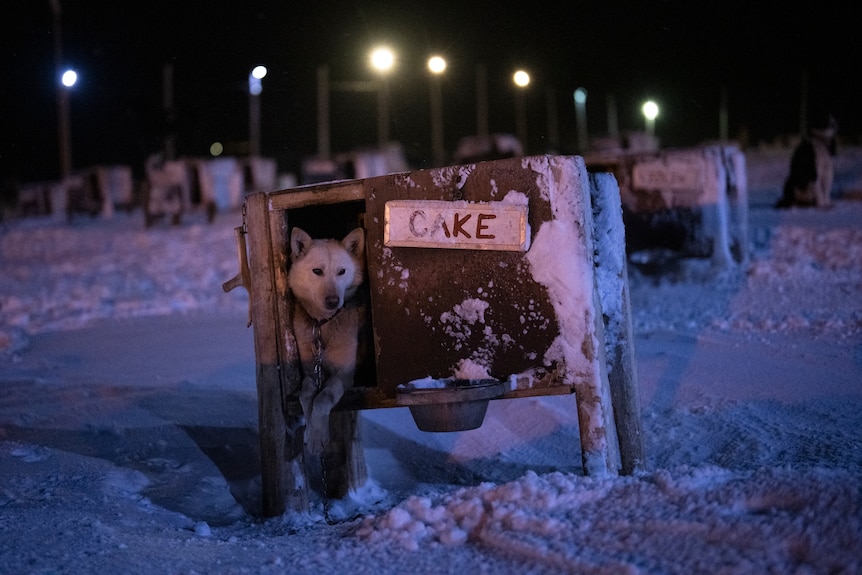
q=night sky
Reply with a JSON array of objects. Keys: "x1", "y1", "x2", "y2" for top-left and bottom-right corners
[{"x1": 2, "y1": 0, "x2": 858, "y2": 186}]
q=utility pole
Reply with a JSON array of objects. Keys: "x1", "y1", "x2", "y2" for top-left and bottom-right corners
[{"x1": 51, "y1": 0, "x2": 72, "y2": 179}]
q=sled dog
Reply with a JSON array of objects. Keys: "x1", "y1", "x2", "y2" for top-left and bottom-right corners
[
  {"x1": 288, "y1": 226, "x2": 367, "y2": 454},
  {"x1": 777, "y1": 115, "x2": 838, "y2": 209}
]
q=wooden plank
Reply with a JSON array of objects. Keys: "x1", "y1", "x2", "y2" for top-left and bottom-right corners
[
  {"x1": 269, "y1": 205, "x2": 312, "y2": 512},
  {"x1": 589, "y1": 172, "x2": 646, "y2": 475},
  {"x1": 322, "y1": 411, "x2": 367, "y2": 498},
  {"x1": 245, "y1": 192, "x2": 308, "y2": 516},
  {"x1": 610, "y1": 261, "x2": 645, "y2": 474},
  {"x1": 268, "y1": 181, "x2": 365, "y2": 211}
]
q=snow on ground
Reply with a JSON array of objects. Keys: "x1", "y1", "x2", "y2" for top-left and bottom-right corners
[{"x1": 1, "y1": 151, "x2": 861, "y2": 574}]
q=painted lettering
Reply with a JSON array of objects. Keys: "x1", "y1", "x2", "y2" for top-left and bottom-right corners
[
  {"x1": 476, "y1": 213, "x2": 496, "y2": 239},
  {"x1": 409, "y1": 210, "x2": 428, "y2": 237},
  {"x1": 452, "y1": 213, "x2": 472, "y2": 238},
  {"x1": 384, "y1": 200, "x2": 528, "y2": 251},
  {"x1": 409, "y1": 210, "x2": 447, "y2": 238}
]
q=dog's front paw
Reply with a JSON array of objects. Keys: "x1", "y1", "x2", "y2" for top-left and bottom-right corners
[{"x1": 305, "y1": 425, "x2": 330, "y2": 455}]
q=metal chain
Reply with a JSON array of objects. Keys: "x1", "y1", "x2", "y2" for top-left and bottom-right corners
[{"x1": 312, "y1": 320, "x2": 324, "y2": 390}]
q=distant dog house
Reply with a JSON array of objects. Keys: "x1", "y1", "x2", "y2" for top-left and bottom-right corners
[
  {"x1": 93, "y1": 165, "x2": 135, "y2": 216},
  {"x1": 586, "y1": 145, "x2": 748, "y2": 268},
  {"x1": 143, "y1": 156, "x2": 192, "y2": 226},
  {"x1": 16, "y1": 165, "x2": 134, "y2": 221},
  {"x1": 225, "y1": 155, "x2": 643, "y2": 517}
]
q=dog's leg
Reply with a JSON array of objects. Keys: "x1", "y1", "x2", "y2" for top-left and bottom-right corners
[
  {"x1": 306, "y1": 321, "x2": 360, "y2": 454},
  {"x1": 305, "y1": 370, "x2": 353, "y2": 454},
  {"x1": 298, "y1": 373, "x2": 317, "y2": 423}
]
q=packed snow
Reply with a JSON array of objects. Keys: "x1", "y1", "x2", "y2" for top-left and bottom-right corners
[{"x1": 1, "y1": 149, "x2": 861, "y2": 574}]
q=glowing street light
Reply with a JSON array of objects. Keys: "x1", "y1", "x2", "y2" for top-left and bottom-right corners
[
  {"x1": 513, "y1": 69, "x2": 530, "y2": 152},
  {"x1": 428, "y1": 55, "x2": 447, "y2": 166},
  {"x1": 370, "y1": 46, "x2": 395, "y2": 74},
  {"x1": 61, "y1": 69, "x2": 77, "y2": 88},
  {"x1": 248, "y1": 65, "x2": 267, "y2": 157},
  {"x1": 249, "y1": 65, "x2": 267, "y2": 94},
  {"x1": 369, "y1": 46, "x2": 396, "y2": 147},
  {"x1": 428, "y1": 55, "x2": 446, "y2": 74},
  {"x1": 642, "y1": 100, "x2": 659, "y2": 135}
]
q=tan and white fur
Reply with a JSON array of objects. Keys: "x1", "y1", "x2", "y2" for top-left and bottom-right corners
[{"x1": 288, "y1": 226, "x2": 366, "y2": 454}]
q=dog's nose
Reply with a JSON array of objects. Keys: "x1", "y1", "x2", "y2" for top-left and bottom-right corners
[{"x1": 324, "y1": 296, "x2": 340, "y2": 310}]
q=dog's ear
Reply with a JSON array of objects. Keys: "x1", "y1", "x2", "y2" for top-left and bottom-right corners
[
  {"x1": 342, "y1": 227, "x2": 365, "y2": 259},
  {"x1": 290, "y1": 227, "x2": 313, "y2": 260}
]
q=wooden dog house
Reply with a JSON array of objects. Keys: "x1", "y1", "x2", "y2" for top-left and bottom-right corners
[
  {"x1": 224, "y1": 155, "x2": 643, "y2": 517},
  {"x1": 586, "y1": 144, "x2": 748, "y2": 268}
]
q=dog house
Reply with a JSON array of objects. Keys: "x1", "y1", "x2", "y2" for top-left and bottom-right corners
[
  {"x1": 224, "y1": 155, "x2": 643, "y2": 517},
  {"x1": 585, "y1": 144, "x2": 748, "y2": 268}
]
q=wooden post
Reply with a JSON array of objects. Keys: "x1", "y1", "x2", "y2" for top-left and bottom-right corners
[
  {"x1": 245, "y1": 192, "x2": 309, "y2": 516},
  {"x1": 322, "y1": 411, "x2": 368, "y2": 498},
  {"x1": 590, "y1": 172, "x2": 645, "y2": 474}
]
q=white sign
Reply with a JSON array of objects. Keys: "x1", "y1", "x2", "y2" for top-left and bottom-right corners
[
  {"x1": 632, "y1": 158, "x2": 704, "y2": 192},
  {"x1": 384, "y1": 200, "x2": 529, "y2": 251}
]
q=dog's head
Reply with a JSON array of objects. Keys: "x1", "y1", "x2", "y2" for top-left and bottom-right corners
[{"x1": 288, "y1": 227, "x2": 365, "y2": 321}]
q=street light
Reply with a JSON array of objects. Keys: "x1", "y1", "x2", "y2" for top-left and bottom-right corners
[
  {"x1": 427, "y1": 55, "x2": 446, "y2": 166},
  {"x1": 248, "y1": 65, "x2": 267, "y2": 157},
  {"x1": 642, "y1": 100, "x2": 659, "y2": 135},
  {"x1": 61, "y1": 69, "x2": 77, "y2": 88},
  {"x1": 513, "y1": 70, "x2": 530, "y2": 152},
  {"x1": 370, "y1": 46, "x2": 395, "y2": 147}
]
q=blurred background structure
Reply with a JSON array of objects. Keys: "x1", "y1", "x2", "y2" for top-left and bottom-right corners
[{"x1": 2, "y1": 1, "x2": 859, "y2": 212}]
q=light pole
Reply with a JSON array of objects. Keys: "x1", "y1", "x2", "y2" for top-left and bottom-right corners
[
  {"x1": 57, "y1": 68, "x2": 77, "y2": 180},
  {"x1": 51, "y1": 0, "x2": 75, "y2": 180},
  {"x1": 476, "y1": 63, "x2": 489, "y2": 138},
  {"x1": 606, "y1": 93, "x2": 619, "y2": 139},
  {"x1": 370, "y1": 46, "x2": 395, "y2": 148},
  {"x1": 248, "y1": 65, "x2": 267, "y2": 157},
  {"x1": 427, "y1": 55, "x2": 446, "y2": 166},
  {"x1": 573, "y1": 87, "x2": 588, "y2": 154},
  {"x1": 642, "y1": 100, "x2": 659, "y2": 136},
  {"x1": 513, "y1": 69, "x2": 530, "y2": 152}
]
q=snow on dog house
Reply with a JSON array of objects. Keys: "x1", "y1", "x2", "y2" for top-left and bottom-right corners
[{"x1": 227, "y1": 155, "x2": 642, "y2": 516}]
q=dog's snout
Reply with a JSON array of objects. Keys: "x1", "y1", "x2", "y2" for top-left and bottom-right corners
[{"x1": 324, "y1": 295, "x2": 340, "y2": 310}]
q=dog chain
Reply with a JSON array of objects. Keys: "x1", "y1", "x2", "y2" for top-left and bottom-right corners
[{"x1": 312, "y1": 320, "x2": 324, "y2": 390}]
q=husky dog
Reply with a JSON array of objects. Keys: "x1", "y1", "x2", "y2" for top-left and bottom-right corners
[
  {"x1": 777, "y1": 115, "x2": 838, "y2": 209},
  {"x1": 288, "y1": 226, "x2": 367, "y2": 454}
]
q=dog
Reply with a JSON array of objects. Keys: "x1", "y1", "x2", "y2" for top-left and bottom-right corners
[
  {"x1": 777, "y1": 115, "x2": 838, "y2": 209},
  {"x1": 287, "y1": 226, "x2": 367, "y2": 454}
]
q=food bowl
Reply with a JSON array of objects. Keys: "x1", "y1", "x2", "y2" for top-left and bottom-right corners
[{"x1": 395, "y1": 379, "x2": 506, "y2": 432}]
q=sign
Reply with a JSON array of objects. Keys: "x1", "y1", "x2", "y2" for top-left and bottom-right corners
[
  {"x1": 384, "y1": 199, "x2": 528, "y2": 251},
  {"x1": 632, "y1": 158, "x2": 704, "y2": 192}
]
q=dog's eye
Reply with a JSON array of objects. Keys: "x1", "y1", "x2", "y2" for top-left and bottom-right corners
[
  {"x1": 337, "y1": 268, "x2": 346, "y2": 276},
  {"x1": 313, "y1": 268, "x2": 323, "y2": 276}
]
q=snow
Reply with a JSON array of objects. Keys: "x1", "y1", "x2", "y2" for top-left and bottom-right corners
[{"x1": 2, "y1": 149, "x2": 862, "y2": 574}]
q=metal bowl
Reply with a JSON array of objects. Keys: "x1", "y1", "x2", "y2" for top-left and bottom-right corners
[{"x1": 396, "y1": 379, "x2": 506, "y2": 432}]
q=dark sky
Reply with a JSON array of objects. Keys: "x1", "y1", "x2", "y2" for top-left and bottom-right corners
[{"x1": 2, "y1": 0, "x2": 858, "y2": 184}]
